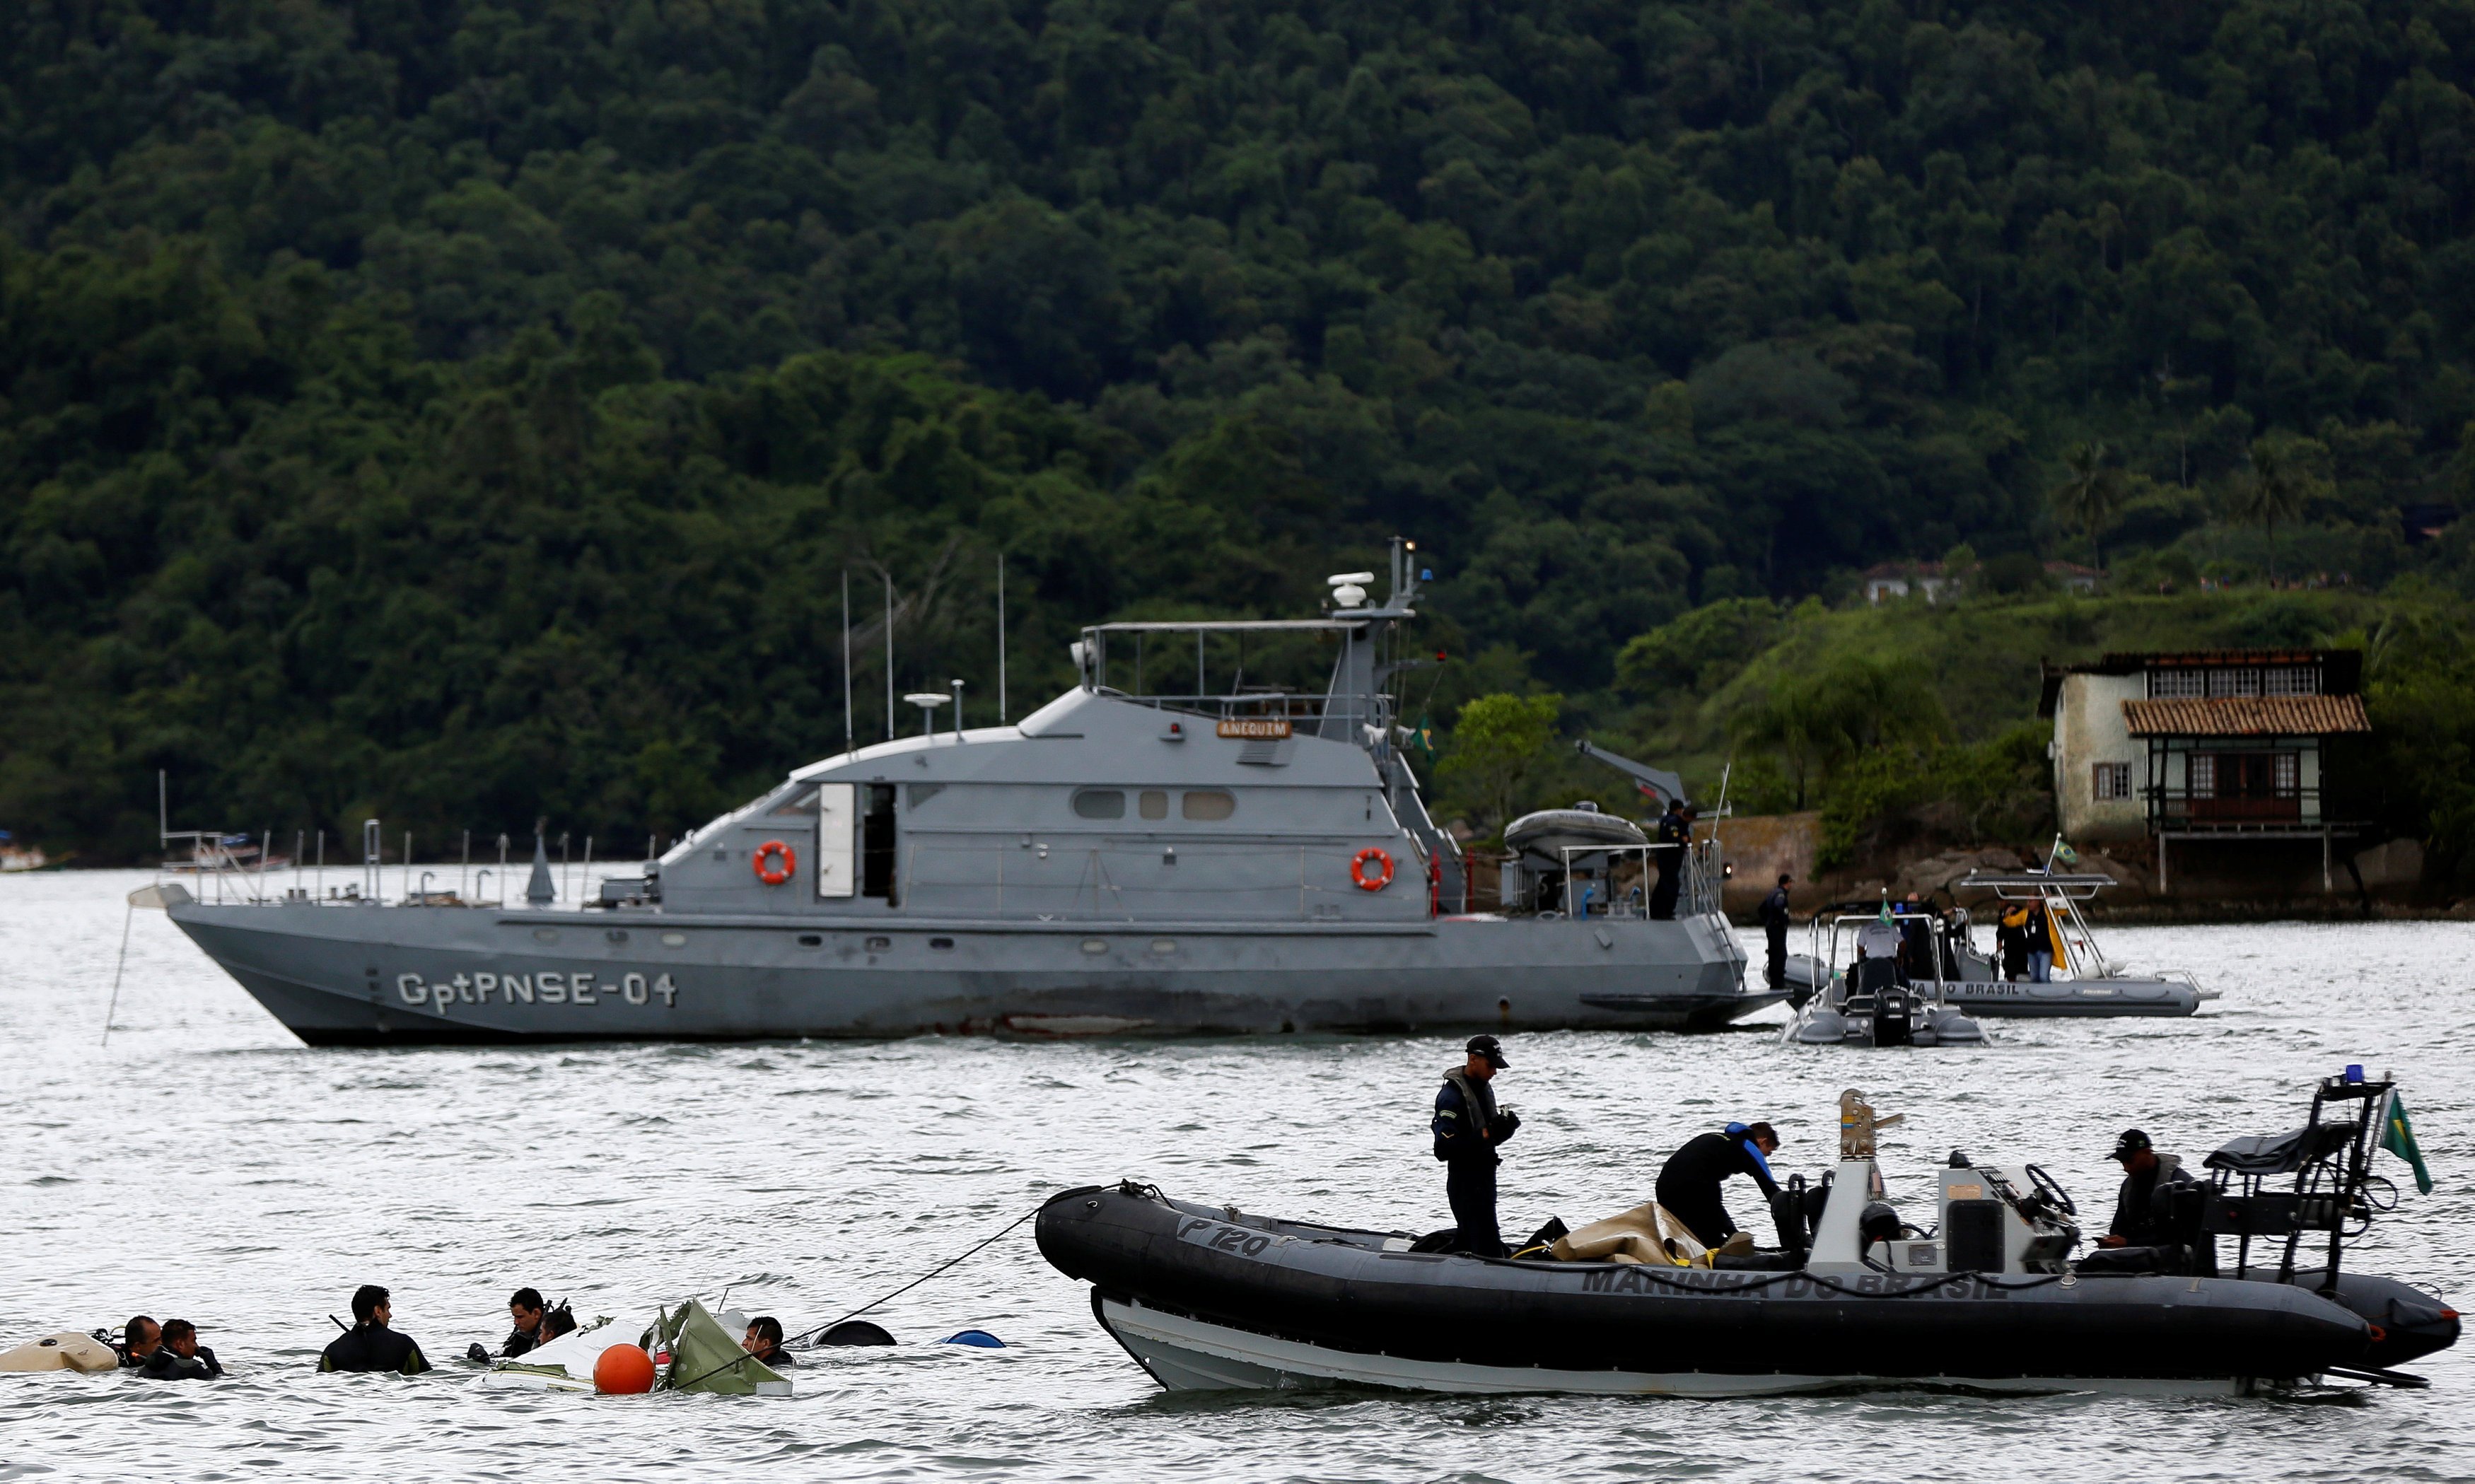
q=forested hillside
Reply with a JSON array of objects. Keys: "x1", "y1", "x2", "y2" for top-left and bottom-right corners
[{"x1": 9, "y1": 0, "x2": 2475, "y2": 857}]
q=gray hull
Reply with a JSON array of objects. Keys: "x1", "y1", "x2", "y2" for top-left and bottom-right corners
[
  {"x1": 170, "y1": 903, "x2": 1771, "y2": 1045},
  {"x1": 1780, "y1": 955, "x2": 2199, "y2": 1018}
]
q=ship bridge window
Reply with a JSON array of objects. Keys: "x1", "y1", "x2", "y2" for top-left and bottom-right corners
[
  {"x1": 1139, "y1": 790, "x2": 1168, "y2": 819},
  {"x1": 1182, "y1": 790, "x2": 1236, "y2": 821},
  {"x1": 769, "y1": 788, "x2": 819, "y2": 816},
  {"x1": 1073, "y1": 789, "x2": 1126, "y2": 819}
]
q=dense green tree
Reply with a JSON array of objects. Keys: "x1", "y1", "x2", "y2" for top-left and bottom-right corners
[
  {"x1": 1439, "y1": 692, "x2": 1563, "y2": 835},
  {"x1": 2049, "y1": 441, "x2": 2127, "y2": 570},
  {"x1": 11, "y1": 0, "x2": 2475, "y2": 854}
]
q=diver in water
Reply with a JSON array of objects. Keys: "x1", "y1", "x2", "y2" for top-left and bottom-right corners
[
  {"x1": 741, "y1": 1316, "x2": 797, "y2": 1367},
  {"x1": 115, "y1": 1315, "x2": 161, "y2": 1369},
  {"x1": 1431, "y1": 1034, "x2": 1520, "y2": 1257},
  {"x1": 137, "y1": 1319, "x2": 222, "y2": 1380},
  {"x1": 503, "y1": 1288, "x2": 547, "y2": 1357},
  {"x1": 1655, "y1": 1121, "x2": 1782, "y2": 1249},
  {"x1": 318, "y1": 1285, "x2": 431, "y2": 1375}
]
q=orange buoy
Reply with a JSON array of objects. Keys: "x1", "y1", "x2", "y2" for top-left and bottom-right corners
[
  {"x1": 1350, "y1": 846, "x2": 1394, "y2": 891},
  {"x1": 752, "y1": 839, "x2": 796, "y2": 885},
  {"x1": 593, "y1": 1343, "x2": 656, "y2": 1394}
]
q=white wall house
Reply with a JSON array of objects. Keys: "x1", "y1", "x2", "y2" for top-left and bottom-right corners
[
  {"x1": 2041, "y1": 650, "x2": 2371, "y2": 891},
  {"x1": 2047, "y1": 669, "x2": 2148, "y2": 841}
]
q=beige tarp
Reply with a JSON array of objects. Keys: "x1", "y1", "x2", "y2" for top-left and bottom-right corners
[{"x1": 1549, "y1": 1202, "x2": 1716, "y2": 1266}]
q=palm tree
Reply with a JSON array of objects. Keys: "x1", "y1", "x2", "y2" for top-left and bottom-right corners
[
  {"x1": 2230, "y1": 438, "x2": 2310, "y2": 582},
  {"x1": 2048, "y1": 440, "x2": 2127, "y2": 570}
]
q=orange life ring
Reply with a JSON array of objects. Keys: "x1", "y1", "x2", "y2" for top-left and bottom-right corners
[
  {"x1": 752, "y1": 839, "x2": 796, "y2": 885},
  {"x1": 1351, "y1": 847, "x2": 1394, "y2": 892}
]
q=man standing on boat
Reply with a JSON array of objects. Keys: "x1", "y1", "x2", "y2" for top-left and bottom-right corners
[
  {"x1": 1432, "y1": 1035, "x2": 1520, "y2": 1256},
  {"x1": 1648, "y1": 797, "x2": 1692, "y2": 919},
  {"x1": 1759, "y1": 874, "x2": 1793, "y2": 988}
]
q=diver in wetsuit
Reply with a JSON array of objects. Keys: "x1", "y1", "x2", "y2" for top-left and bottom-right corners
[
  {"x1": 742, "y1": 1316, "x2": 797, "y2": 1367},
  {"x1": 1654, "y1": 1121, "x2": 1782, "y2": 1249},
  {"x1": 318, "y1": 1285, "x2": 431, "y2": 1375},
  {"x1": 503, "y1": 1288, "x2": 547, "y2": 1357},
  {"x1": 137, "y1": 1319, "x2": 222, "y2": 1380},
  {"x1": 1432, "y1": 1035, "x2": 1520, "y2": 1257},
  {"x1": 115, "y1": 1316, "x2": 161, "y2": 1369}
]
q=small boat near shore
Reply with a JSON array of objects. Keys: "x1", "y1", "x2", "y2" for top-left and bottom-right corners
[
  {"x1": 1037, "y1": 1083, "x2": 2455, "y2": 1397},
  {"x1": 1781, "y1": 872, "x2": 2208, "y2": 1018},
  {"x1": 1781, "y1": 911, "x2": 1986, "y2": 1047}
]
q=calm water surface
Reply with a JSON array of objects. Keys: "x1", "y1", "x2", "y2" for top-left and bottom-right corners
[{"x1": 4, "y1": 871, "x2": 2471, "y2": 1483}]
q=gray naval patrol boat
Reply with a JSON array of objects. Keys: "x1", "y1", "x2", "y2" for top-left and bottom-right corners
[{"x1": 165, "y1": 543, "x2": 1767, "y2": 1044}]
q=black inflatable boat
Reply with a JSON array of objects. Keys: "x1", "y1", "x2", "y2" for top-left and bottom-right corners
[{"x1": 1037, "y1": 1082, "x2": 2457, "y2": 1397}]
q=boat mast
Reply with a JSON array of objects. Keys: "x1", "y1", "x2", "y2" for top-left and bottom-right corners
[{"x1": 842, "y1": 569, "x2": 854, "y2": 760}]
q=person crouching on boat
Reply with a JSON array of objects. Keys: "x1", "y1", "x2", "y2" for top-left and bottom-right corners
[
  {"x1": 1655, "y1": 1122, "x2": 1781, "y2": 1249},
  {"x1": 1432, "y1": 1035, "x2": 1520, "y2": 1257}
]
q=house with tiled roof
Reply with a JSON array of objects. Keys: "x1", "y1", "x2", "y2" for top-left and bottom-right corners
[{"x1": 2037, "y1": 650, "x2": 2371, "y2": 893}]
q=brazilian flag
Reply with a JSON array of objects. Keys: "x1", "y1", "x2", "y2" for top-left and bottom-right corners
[{"x1": 2380, "y1": 1092, "x2": 2435, "y2": 1196}]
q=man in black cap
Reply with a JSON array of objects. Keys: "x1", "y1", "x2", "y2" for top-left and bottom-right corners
[
  {"x1": 1431, "y1": 1035, "x2": 1520, "y2": 1256},
  {"x1": 1648, "y1": 798, "x2": 1691, "y2": 920},
  {"x1": 1758, "y1": 873, "x2": 1793, "y2": 988},
  {"x1": 2086, "y1": 1128, "x2": 2210, "y2": 1273}
]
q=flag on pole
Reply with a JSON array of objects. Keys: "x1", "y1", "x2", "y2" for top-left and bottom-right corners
[{"x1": 2380, "y1": 1092, "x2": 2435, "y2": 1195}]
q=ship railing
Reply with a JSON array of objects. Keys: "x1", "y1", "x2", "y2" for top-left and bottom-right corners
[
  {"x1": 1539, "y1": 840, "x2": 1726, "y2": 923},
  {"x1": 1093, "y1": 687, "x2": 1394, "y2": 741},
  {"x1": 153, "y1": 822, "x2": 649, "y2": 912}
]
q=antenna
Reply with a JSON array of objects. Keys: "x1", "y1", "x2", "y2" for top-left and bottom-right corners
[
  {"x1": 904, "y1": 690, "x2": 949, "y2": 737},
  {"x1": 950, "y1": 677, "x2": 965, "y2": 743},
  {"x1": 158, "y1": 769, "x2": 168, "y2": 849},
  {"x1": 883, "y1": 570, "x2": 895, "y2": 742},
  {"x1": 841, "y1": 569, "x2": 854, "y2": 759},
  {"x1": 996, "y1": 552, "x2": 1007, "y2": 724}
]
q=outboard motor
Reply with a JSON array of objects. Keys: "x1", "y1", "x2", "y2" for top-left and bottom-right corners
[
  {"x1": 1858, "y1": 1201, "x2": 1903, "y2": 1263},
  {"x1": 1873, "y1": 988, "x2": 1912, "y2": 1046},
  {"x1": 1771, "y1": 1176, "x2": 1813, "y2": 1261},
  {"x1": 1852, "y1": 957, "x2": 1910, "y2": 1045}
]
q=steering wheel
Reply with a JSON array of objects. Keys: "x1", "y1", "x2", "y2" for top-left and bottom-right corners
[{"x1": 2024, "y1": 1163, "x2": 2076, "y2": 1217}]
